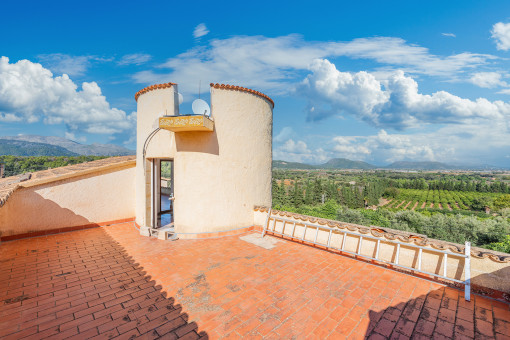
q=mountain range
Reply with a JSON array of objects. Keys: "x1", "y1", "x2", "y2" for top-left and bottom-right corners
[
  {"x1": 273, "y1": 158, "x2": 507, "y2": 171},
  {"x1": 0, "y1": 135, "x2": 504, "y2": 170},
  {"x1": 0, "y1": 135, "x2": 135, "y2": 157}
]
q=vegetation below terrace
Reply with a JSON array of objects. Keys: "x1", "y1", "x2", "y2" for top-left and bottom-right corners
[
  {"x1": 272, "y1": 169, "x2": 510, "y2": 253},
  {"x1": 0, "y1": 155, "x2": 108, "y2": 177},
  {"x1": 2, "y1": 156, "x2": 509, "y2": 253}
]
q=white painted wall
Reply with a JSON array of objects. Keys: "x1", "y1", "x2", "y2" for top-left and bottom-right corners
[
  {"x1": 135, "y1": 84, "x2": 273, "y2": 233},
  {"x1": 0, "y1": 166, "x2": 136, "y2": 237}
]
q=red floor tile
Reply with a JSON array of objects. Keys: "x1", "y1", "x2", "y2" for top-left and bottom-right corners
[{"x1": 0, "y1": 222, "x2": 508, "y2": 339}]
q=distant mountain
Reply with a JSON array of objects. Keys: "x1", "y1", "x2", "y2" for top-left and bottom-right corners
[
  {"x1": 321, "y1": 158, "x2": 376, "y2": 170},
  {"x1": 273, "y1": 158, "x2": 508, "y2": 170},
  {"x1": 0, "y1": 139, "x2": 79, "y2": 156},
  {"x1": 385, "y1": 161, "x2": 452, "y2": 170},
  {"x1": 272, "y1": 160, "x2": 316, "y2": 169},
  {"x1": 273, "y1": 158, "x2": 376, "y2": 170},
  {"x1": 0, "y1": 135, "x2": 135, "y2": 156}
]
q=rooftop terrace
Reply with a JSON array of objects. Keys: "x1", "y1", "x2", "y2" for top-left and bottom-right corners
[{"x1": 1, "y1": 222, "x2": 509, "y2": 339}]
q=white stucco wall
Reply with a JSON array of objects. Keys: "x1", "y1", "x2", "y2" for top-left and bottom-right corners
[
  {"x1": 0, "y1": 165, "x2": 136, "y2": 237},
  {"x1": 135, "y1": 84, "x2": 272, "y2": 234}
]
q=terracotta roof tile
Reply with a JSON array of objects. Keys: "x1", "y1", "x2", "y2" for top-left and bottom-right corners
[
  {"x1": 134, "y1": 82, "x2": 177, "y2": 101},
  {"x1": 0, "y1": 156, "x2": 135, "y2": 207},
  {"x1": 210, "y1": 83, "x2": 275, "y2": 108}
]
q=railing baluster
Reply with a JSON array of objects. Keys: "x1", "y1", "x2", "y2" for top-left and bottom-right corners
[
  {"x1": 465, "y1": 242, "x2": 471, "y2": 301},
  {"x1": 263, "y1": 216, "x2": 471, "y2": 301},
  {"x1": 418, "y1": 248, "x2": 422, "y2": 271},
  {"x1": 262, "y1": 210, "x2": 271, "y2": 237},
  {"x1": 443, "y1": 253, "x2": 448, "y2": 278}
]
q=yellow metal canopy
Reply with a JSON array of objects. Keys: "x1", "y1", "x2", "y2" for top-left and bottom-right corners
[{"x1": 159, "y1": 115, "x2": 214, "y2": 132}]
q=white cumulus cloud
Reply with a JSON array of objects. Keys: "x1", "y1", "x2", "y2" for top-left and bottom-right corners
[
  {"x1": 469, "y1": 72, "x2": 508, "y2": 88},
  {"x1": 133, "y1": 35, "x2": 495, "y2": 95},
  {"x1": 300, "y1": 59, "x2": 510, "y2": 129},
  {"x1": 0, "y1": 56, "x2": 135, "y2": 135},
  {"x1": 193, "y1": 23, "x2": 209, "y2": 38},
  {"x1": 492, "y1": 22, "x2": 510, "y2": 51}
]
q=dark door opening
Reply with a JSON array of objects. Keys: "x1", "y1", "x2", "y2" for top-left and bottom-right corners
[{"x1": 153, "y1": 159, "x2": 174, "y2": 228}]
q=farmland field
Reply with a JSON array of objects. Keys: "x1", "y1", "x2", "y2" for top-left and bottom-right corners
[{"x1": 381, "y1": 188, "x2": 505, "y2": 211}]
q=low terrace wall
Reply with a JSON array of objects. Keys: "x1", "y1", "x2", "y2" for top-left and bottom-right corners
[
  {"x1": 0, "y1": 165, "x2": 136, "y2": 240},
  {"x1": 254, "y1": 207, "x2": 510, "y2": 300}
]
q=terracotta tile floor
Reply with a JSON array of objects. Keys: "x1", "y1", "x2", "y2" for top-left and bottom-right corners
[{"x1": 1, "y1": 222, "x2": 509, "y2": 339}]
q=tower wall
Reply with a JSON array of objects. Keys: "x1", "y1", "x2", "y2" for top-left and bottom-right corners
[{"x1": 135, "y1": 83, "x2": 273, "y2": 234}]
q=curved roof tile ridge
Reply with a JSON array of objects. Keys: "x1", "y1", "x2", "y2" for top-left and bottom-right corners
[
  {"x1": 253, "y1": 206, "x2": 510, "y2": 263},
  {"x1": 135, "y1": 82, "x2": 177, "y2": 101},
  {"x1": 210, "y1": 83, "x2": 274, "y2": 108}
]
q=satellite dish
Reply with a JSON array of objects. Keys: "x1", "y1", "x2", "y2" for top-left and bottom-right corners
[
  {"x1": 178, "y1": 93, "x2": 183, "y2": 105},
  {"x1": 192, "y1": 99, "x2": 211, "y2": 116}
]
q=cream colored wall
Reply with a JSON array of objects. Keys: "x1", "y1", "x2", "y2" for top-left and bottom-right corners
[
  {"x1": 135, "y1": 87, "x2": 178, "y2": 227},
  {"x1": 0, "y1": 166, "x2": 136, "y2": 237},
  {"x1": 254, "y1": 209, "x2": 510, "y2": 293},
  {"x1": 135, "y1": 85, "x2": 272, "y2": 233}
]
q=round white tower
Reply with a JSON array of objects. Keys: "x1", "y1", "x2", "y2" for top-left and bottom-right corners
[{"x1": 135, "y1": 82, "x2": 273, "y2": 237}]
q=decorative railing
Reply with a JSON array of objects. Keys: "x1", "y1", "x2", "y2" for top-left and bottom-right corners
[{"x1": 262, "y1": 211, "x2": 471, "y2": 301}]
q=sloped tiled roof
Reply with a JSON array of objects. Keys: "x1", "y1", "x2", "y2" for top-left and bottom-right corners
[{"x1": 0, "y1": 156, "x2": 136, "y2": 207}]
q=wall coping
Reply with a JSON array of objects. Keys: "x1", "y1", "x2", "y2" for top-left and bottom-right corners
[
  {"x1": 134, "y1": 82, "x2": 177, "y2": 101},
  {"x1": 0, "y1": 156, "x2": 135, "y2": 207},
  {"x1": 210, "y1": 83, "x2": 274, "y2": 108}
]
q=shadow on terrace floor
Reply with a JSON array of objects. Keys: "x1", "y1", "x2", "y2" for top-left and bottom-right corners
[
  {"x1": 0, "y1": 226, "x2": 207, "y2": 339},
  {"x1": 2, "y1": 223, "x2": 510, "y2": 339},
  {"x1": 363, "y1": 284, "x2": 510, "y2": 339}
]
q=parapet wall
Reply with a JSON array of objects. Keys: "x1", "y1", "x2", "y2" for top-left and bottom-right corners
[
  {"x1": 0, "y1": 164, "x2": 136, "y2": 239},
  {"x1": 254, "y1": 207, "x2": 510, "y2": 299}
]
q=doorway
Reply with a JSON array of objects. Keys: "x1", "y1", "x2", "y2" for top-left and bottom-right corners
[{"x1": 152, "y1": 159, "x2": 174, "y2": 228}]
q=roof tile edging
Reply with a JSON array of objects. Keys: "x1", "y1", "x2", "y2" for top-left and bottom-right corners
[
  {"x1": 0, "y1": 184, "x2": 19, "y2": 207},
  {"x1": 0, "y1": 156, "x2": 136, "y2": 207},
  {"x1": 135, "y1": 82, "x2": 177, "y2": 101},
  {"x1": 253, "y1": 206, "x2": 510, "y2": 263},
  {"x1": 210, "y1": 83, "x2": 275, "y2": 108}
]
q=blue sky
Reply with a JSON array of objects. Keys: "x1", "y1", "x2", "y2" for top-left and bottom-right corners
[{"x1": 2, "y1": 0, "x2": 510, "y2": 166}]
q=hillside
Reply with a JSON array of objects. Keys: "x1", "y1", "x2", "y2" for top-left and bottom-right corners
[
  {"x1": 273, "y1": 158, "x2": 376, "y2": 170},
  {"x1": 273, "y1": 158, "x2": 507, "y2": 170},
  {"x1": 0, "y1": 139, "x2": 79, "y2": 156},
  {"x1": 272, "y1": 160, "x2": 316, "y2": 169},
  {"x1": 0, "y1": 135, "x2": 134, "y2": 156},
  {"x1": 321, "y1": 158, "x2": 376, "y2": 170},
  {"x1": 386, "y1": 161, "x2": 452, "y2": 170}
]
